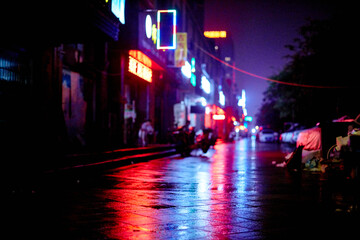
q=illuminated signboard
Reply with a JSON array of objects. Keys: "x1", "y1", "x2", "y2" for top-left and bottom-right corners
[
  {"x1": 181, "y1": 58, "x2": 196, "y2": 87},
  {"x1": 128, "y1": 50, "x2": 152, "y2": 83},
  {"x1": 181, "y1": 61, "x2": 191, "y2": 79},
  {"x1": 111, "y1": 0, "x2": 125, "y2": 24},
  {"x1": 157, "y1": 10, "x2": 177, "y2": 49},
  {"x1": 139, "y1": 11, "x2": 166, "y2": 66},
  {"x1": 244, "y1": 116, "x2": 253, "y2": 122},
  {"x1": 145, "y1": 14, "x2": 152, "y2": 38},
  {"x1": 144, "y1": 13, "x2": 158, "y2": 45},
  {"x1": 175, "y1": 32, "x2": 187, "y2": 67},
  {"x1": 190, "y1": 58, "x2": 196, "y2": 87},
  {"x1": 204, "y1": 31, "x2": 227, "y2": 38},
  {"x1": 212, "y1": 106, "x2": 225, "y2": 120},
  {"x1": 238, "y1": 89, "x2": 246, "y2": 107},
  {"x1": 213, "y1": 114, "x2": 226, "y2": 120},
  {"x1": 201, "y1": 75, "x2": 211, "y2": 94},
  {"x1": 219, "y1": 90, "x2": 225, "y2": 106}
]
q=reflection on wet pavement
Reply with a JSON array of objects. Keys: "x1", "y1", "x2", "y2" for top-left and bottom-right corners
[
  {"x1": 98, "y1": 138, "x2": 359, "y2": 239},
  {"x1": 8, "y1": 137, "x2": 359, "y2": 239}
]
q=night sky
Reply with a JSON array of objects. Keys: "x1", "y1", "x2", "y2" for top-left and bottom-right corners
[{"x1": 204, "y1": 0, "x2": 337, "y2": 123}]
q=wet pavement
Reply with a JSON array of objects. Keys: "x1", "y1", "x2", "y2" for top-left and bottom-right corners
[{"x1": 7, "y1": 137, "x2": 360, "y2": 239}]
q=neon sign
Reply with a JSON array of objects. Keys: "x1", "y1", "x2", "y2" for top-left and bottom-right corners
[
  {"x1": 152, "y1": 24, "x2": 157, "y2": 45},
  {"x1": 111, "y1": 0, "x2": 125, "y2": 24},
  {"x1": 190, "y1": 57, "x2": 196, "y2": 87},
  {"x1": 145, "y1": 15, "x2": 152, "y2": 39},
  {"x1": 212, "y1": 106, "x2": 225, "y2": 120},
  {"x1": 201, "y1": 75, "x2": 211, "y2": 94},
  {"x1": 181, "y1": 61, "x2": 191, "y2": 79},
  {"x1": 244, "y1": 116, "x2": 253, "y2": 122},
  {"x1": 213, "y1": 114, "x2": 226, "y2": 120},
  {"x1": 204, "y1": 31, "x2": 227, "y2": 38},
  {"x1": 157, "y1": 10, "x2": 177, "y2": 49},
  {"x1": 219, "y1": 90, "x2": 225, "y2": 106},
  {"x1": 128, "y1": 50, "x2": 152, "y2": 82}
]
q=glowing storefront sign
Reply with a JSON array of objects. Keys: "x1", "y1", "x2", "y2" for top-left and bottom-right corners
[
  {"x1": 157, "y1": 10, "x2": 177, "y2": 50},
  {"x1": 213, "y1": 114, "x2": 226, "y2": 120},
  {"x1": 145, "y1": 15, "x2": 152, "y2": 39},
  {"x1": 219, "y1": 90, "x2": 225, "y2": 106},
  {"x1": 244, "y1": 116, "x2": 253, "y2": 122},
  {"x1": 199, "y1": 97, "x2": 207, "y2": 107},
  {"x1": 129, "y1": 50, "x2": 152, "y2": 68},
  {"x1": 238, "y1": 89, "x2": 247, "y2": 116},
  {"x1": 201, "y1": 75, "x2": 211, "y2": 94},
  {"x1": 212, "y1": 106, "x2": 225, "y2": 120},
  {"x1": 128, "y1": 50, "x2": 152, "y2": 83},
  {"x1": 111, "y1": 0, "x2": 125, "y2": 24},
  {"x1": 152, "y1": 24, "x2": 157, "y2": 44},
  {"x1": 190, "y1": 57, "x2": 196, "y2": 87},
  {"x1": 204, "y1": 31, "x2": 227, "y2": 38},
  {"x1": 175, "y1": 32, "x2": 187, "y2": 67},
  {"x1": 181, "y1": 59, "x2": 196, "y2": 87},
  {"x1": 181, "y1": 61, "x2": 191, "y2": 79}
]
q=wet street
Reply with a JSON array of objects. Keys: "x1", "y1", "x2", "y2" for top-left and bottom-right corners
[{"x1": 8, "y1": 137, "x2": 360, "y2": 239}]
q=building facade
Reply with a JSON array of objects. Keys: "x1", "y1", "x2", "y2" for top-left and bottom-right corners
[{"x1": 1, "y1": 0, "x2": 233, "y2": 175}]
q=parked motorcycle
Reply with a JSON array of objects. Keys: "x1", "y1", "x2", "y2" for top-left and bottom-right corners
[{"x1": 171, "y1": 127, "x2": 217, "y2": 156}]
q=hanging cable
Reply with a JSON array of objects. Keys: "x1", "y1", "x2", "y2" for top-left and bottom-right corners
[{"x1": 195, "y1": 44, "x2": 348, "y2": 89}]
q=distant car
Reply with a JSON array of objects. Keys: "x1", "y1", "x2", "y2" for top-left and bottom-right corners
[
  {"x1": 280, "y1": 128, "x2": 306, "y2": 144},
  {"x1": 258, "y1": 129, "x2": 275, "y2": 142},
  {"x1": 280, "y1": 131, "x2": 293, "y2": 143}
]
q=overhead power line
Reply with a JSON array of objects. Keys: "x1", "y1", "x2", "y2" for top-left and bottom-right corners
[{"x1": 196, "y1": 44, "x2": 348, "y2": 89}]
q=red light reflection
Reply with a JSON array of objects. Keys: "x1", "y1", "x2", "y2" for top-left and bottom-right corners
[{"x1": 103, "y1": 164, "x2": 169, "y2": 239}]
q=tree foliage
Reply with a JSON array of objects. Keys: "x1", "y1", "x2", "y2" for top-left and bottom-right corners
[{"x1": 257, "y1": 12, "x2": 358, "y2": 130}]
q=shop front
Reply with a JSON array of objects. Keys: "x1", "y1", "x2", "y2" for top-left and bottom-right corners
[
  {"x1": 205, "y1": 104, "x2": 226, "y2": 139},
  {"x1": 122, "y1": 49, "x2": 164, "y2": 146}
]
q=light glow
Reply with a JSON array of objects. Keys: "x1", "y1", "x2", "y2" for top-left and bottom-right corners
[
  {"x1": 181, "y1": 61, "x2": 191, "y2": 79},
  {"x1": 152, "y1": 24, "x2": 157, "y2": 45},
  {"x1": 199, "y1": 97, "x2": 207, "y2": 107},
  {"x1": 145, "y1": 15, "x2": 152, "y2": 38},
  {"x1": 111, "y1": 0, "x2": 125, "y2": 24},
  {"x1": 213, "y1": 114, "x2": 225, "y2": 120},
  {"x1": 219, "y1": 90, "x2": 225, "y2": 106},
  {"x1": 244, "y1": 116, "x2": 253, "y2": 122},
  {"x1": 204, "y1": 31, "x2": 227, "y2": 38},
  {"x1": 238, "y1": 89, "x2": 246, "y2": 107},
  {"x1": 201, "y1": 75, "x2": 211, "y2": 94},
  {"x1": 157, "y1": 10, "x2": 177, "y2": 50},
  {"x1": 190, "y1": 57, "x2": 196, "y2": 87}
]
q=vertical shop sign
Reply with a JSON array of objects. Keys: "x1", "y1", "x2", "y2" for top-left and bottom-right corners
[
  {"x1": 175, "y1": 32, "x2": 187, "y2": 67},
  {"x1": 157, "y1": 10, "x2": 177, "y2": 50}
]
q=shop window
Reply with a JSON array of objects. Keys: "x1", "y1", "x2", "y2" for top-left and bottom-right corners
[{"x1": 0, "y1": 52, "x2": 32, "y2": 84}]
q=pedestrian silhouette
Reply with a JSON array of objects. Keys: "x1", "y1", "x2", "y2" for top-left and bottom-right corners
[{"x1": 138, "y1": 119, "x2": 154, "y2": 147}]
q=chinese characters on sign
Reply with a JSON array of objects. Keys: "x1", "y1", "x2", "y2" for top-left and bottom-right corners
[
  {"x1": 175, "y1": 32, "x2": 187, "y2": 67},
  {"x1": 128, "y1": 50, "x2": 152, "y2": 83}
]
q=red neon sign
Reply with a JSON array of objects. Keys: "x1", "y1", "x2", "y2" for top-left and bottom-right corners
[{"x1": 128, "y1": 50, "x2": 152, "y2": 83}]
